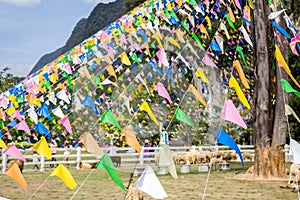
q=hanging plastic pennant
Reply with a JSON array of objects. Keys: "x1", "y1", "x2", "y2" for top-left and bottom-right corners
[
  {"x1": 155, "y1": 83, "x2": 172, "y2": 104},
  {"x1": 96, "y1": 154, "x2": 126, "y2": 191},
  {"x1": 120, "y1": 125, "x2": 142, "y2": 153},
  {"x1": 220, "y1": 99, "x2": 247, "y2": 129},
  {"x1": 214, "y1": 129, "x2": 244, "y2": 167},
  {"x1": 15, "y1": 120, "x2": 31, "y2": 136},
  {"x1": 159, "y1": 144, "x2": 177, "y2": 179},
  {"x1": 60, "y1": 115, "x2": 72, "y2": 134},
  {"x1": 275, "y1": 45, "x2": 300, "y2": 88},
  {"x1": 5, "y1": 163, "x2": 27, "y2": 189},
  {"x1": 100, "y1": 110, "x2": 122, "y2": 130},
  {"x1": 233, "y1": 60, "x2": 250, "y2": 89},
  {"x1": 50, "y1": 164, "x2": 77, "y2": 189},
  {"x1": 187, "y1": 84, "x2": 209, "y2": 111},
  {"x1": 3, "y1": 144, "x2": 26, "y2": 162},
  {"x1": 174, "y1": 108, "x2": 195, "y2": 128},
  {"x1": 80, "y1": 132, "x2": 104, "y2": 156},
  {"x1": 229, "y1": 77, "x2": 251, "y2": 109},
  {"x1": 33, "y1": 136, "x2": 52, "y2": 159},
  {"x1": 139, "y1": 102, "x2": 160, "y2": 126},
  {"x1": 285, "y1": 104, "x2": 300, "y2": 123},
  {"x1": 135, "y1": 165, "x2": 168, "y2": 199}
]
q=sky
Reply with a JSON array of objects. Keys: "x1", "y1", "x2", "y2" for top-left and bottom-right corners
[{"x1": 0, "y1": 0, "x2": 115, "y2": 77}]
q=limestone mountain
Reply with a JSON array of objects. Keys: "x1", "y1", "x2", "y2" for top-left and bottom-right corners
[{"x1": 30, "y1": 0, "x2": 126, "y2": 74}]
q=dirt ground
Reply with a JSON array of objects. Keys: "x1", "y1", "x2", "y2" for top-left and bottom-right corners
[{"x1": 0, "y1": 162, "x2": 298, "y2": 200}]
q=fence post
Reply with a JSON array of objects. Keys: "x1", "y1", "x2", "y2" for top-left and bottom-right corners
[
  {"x1": 76, "y1": 147, "x2": 81, "y2": 169},
  {"x1": 139, "y1": 147, "x2": 144, "y2": 165},
  {"x1": 40, "y1": 155, "x2": 45, "y2": 172},
  {"x1": 2, "y1": 149, "x2": 7, "y2": 174}
]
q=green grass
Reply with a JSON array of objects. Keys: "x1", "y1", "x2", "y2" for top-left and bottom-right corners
[{"x1": 0, "y1": 162, "x2": 297, "y2": 200}]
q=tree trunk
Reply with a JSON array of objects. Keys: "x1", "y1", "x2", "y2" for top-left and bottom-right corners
[
  {"x1": 253, "y1": 0, "x2": 287, "y2": 178},
  {"x1": 272, "y1": 1, "x2": 289, "y2": 147}
]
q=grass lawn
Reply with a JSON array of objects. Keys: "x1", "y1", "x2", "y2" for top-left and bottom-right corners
[{"x1": 0, "y1": 162, "x2": 297, "y2": 200}]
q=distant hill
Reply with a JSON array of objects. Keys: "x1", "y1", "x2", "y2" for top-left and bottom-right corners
[{"x1": 29, "y1": 0, "x2": 127, "y2": 75}]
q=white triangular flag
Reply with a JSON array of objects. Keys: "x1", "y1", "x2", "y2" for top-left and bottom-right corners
[
  {"x1": 285, "y1": 104, "x2": 300, "y2": 123},
  {"x1": 215, "y1": 35, "x2": 224, "y2": 53},
  {"x1": 48, "y1": 92, "x2": 57, "y2": 105},
  {"x1": 57, "y1": 90, "x2": 70, "y2": 104},
  {"x1": 28, "y1": 107, "x2": 38, "y2": 124},
  {"x1": 289, "y1": 139, "x2": 300, "y2": 164},
  {"x1": 240, "y1": 26, "x2": 253, "y2": 47},
  {"x1": 74, "y1": 95, "x2": 84, "y2": 112},
  {"x1": 53, "y1": 106, "x2": 65, "y2": 119},
  {"x1": 159, "y1": 145, "x2": 177, "y2": 179},
  {"x1": 135, "y1": 165, "x2": 168, "y2": 199},
  {"x1": 268, "y1": 9, "x2": 286, "y2": 19}
]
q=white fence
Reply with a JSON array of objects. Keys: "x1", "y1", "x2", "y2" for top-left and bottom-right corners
[{"x1": 0, "y1": 144, "x2": 290, "y2": 173}]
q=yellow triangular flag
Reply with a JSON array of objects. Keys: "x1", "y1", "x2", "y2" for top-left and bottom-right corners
[
  {"x1": 152, "y1": 32, "x2": 163, "y2": 48},
  {"x1": 33, "y1": 137, "x2": 52, "y2": 159},
  {"x1": 0, "y1": 138, "x2": 7, "y2": 149},
  {"x1": 119, "y1": 52, "x2": 131, "y2": 66},
  {"x1": 205, "y1": 16, "x2": 212, "y2": 29},
  {"x1": 50, "y1": 164, "x2": 77, "y2": 189},
  {"x1": 229, "y1": 77, "x2": 251, "y2": 109},
  {"x1": 5, "y1": 163, "x2": 27, "y2": 189},
  {"x1": 188, "y1": 84, "x2": 209, "y2": 111},
  {"x1": 8, "y1": 94, "x2": 19, "y2": 108},
  {"x1": 195, "y1": 68, "x2": 210, "y2": 84},
  {"x1": 275, "y1": 44, "x2": 300, "y2": 88},
  {"x1": 6, "y1": 106, "x2": 15, "y2": 116},
  {"x1": 120, "y1": 125, "x2": 142, "y2": 152},
  {"x1": 80, "y1": 132, "x2": 104, "y2": 156},
  {"x1": 233, "y1": 60, "x2": 250, "y2": 89},
  {"x1": 139, "y1": 102, "x2": 160, "y2": 126}
]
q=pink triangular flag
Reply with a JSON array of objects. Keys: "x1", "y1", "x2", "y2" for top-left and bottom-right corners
[
  {"x1": 155, "y1": 83, "x2": 172, "y2": 104},
  {"x1": 12, "y1": 110, "x2": 23, "y2": 121},
  {"x1": 3, "y1": 144, "x2": 26, "y2": 162},
  {"x1": 16, "y1": 120, "x2": 31, "y2": 136},
  {"x1": 60, "y1": 115, "x2": 72, "y2": 134},
  {"x1": 220, "y1": 100, "x2": 247, "y2": 129},
  {"x1": 63, "y1": 63, "x2": 73, "y2": 74},
  {"x1": 156, "y1": 48, "x2": 169, "y2": 66},
  {"x1": 202, "y1": 53, "x2": 217, "y2": 68}
]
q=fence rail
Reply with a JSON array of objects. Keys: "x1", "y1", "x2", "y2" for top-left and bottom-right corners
[{"x1": 0, "y1": 144, "x2": 290, "y2": 173}]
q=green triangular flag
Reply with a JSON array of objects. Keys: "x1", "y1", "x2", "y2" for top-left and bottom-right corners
[
  {"x1": 281, "y1": 79, "x2": 300, "y2": 97},
  {"x1": 236, "y1": 46, "x2": 248, "y2": 70},
  {"x1": 100, "y1": 110, "x2": 122, "y2": 130},
  {"x1": 96, "y1": 154, "x2": 126, "y2": 191},
  {"x1": 174, "y1": 108, "x2": 195, "y2": 128}
]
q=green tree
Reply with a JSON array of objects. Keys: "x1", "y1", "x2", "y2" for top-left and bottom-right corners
[{"x1": 0, "y1": 67, "x2": 21, "y2": 93}]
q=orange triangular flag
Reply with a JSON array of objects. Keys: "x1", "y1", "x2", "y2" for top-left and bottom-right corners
[
  {"x1": 233, "y1": 60, "x2": 250, "y2": 89},
  {"x1": 121, "y1": 125, "x2": 142, "y2": 152},
  {"x1": 50, "y1": 164, "x2": 77, "y2": 189},
  {"x1": 188, "y1": 84, "x2": 209, "y2": 111},
  {"x1": 33, "y1": 136, "x2": 52, "y2": 159},
  {"x1": 80, "y1": 132, "x2": 104, "y2": 156},
  {"x1": 5, "y1": 163, "x2": 27, "y2": 189}
]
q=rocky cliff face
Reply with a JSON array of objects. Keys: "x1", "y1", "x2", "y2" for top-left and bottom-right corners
[{"x1": 30, "y1": 0, "x2": 126, "y2": 74}]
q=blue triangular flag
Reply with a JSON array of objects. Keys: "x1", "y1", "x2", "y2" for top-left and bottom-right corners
[
  {"x1": 6, "y1": 120, "x2": 17, "y2": 127},
  {"x1": 82, "y1": 96, "x2": 99, "y2": 114},
  {"x1": 214, "y1": 129, "x2": 244, "y2": 167},
  {"x1": 34, "y1": 122, "x2": 50, "y2": 135},
  {"x1": 272, "y1": 21, "x2": 291, "y2": 39}
]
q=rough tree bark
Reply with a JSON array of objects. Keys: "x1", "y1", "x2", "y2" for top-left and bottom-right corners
[{"x1": 253, "y1": 0, "x2": 287, "y2": 178}]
